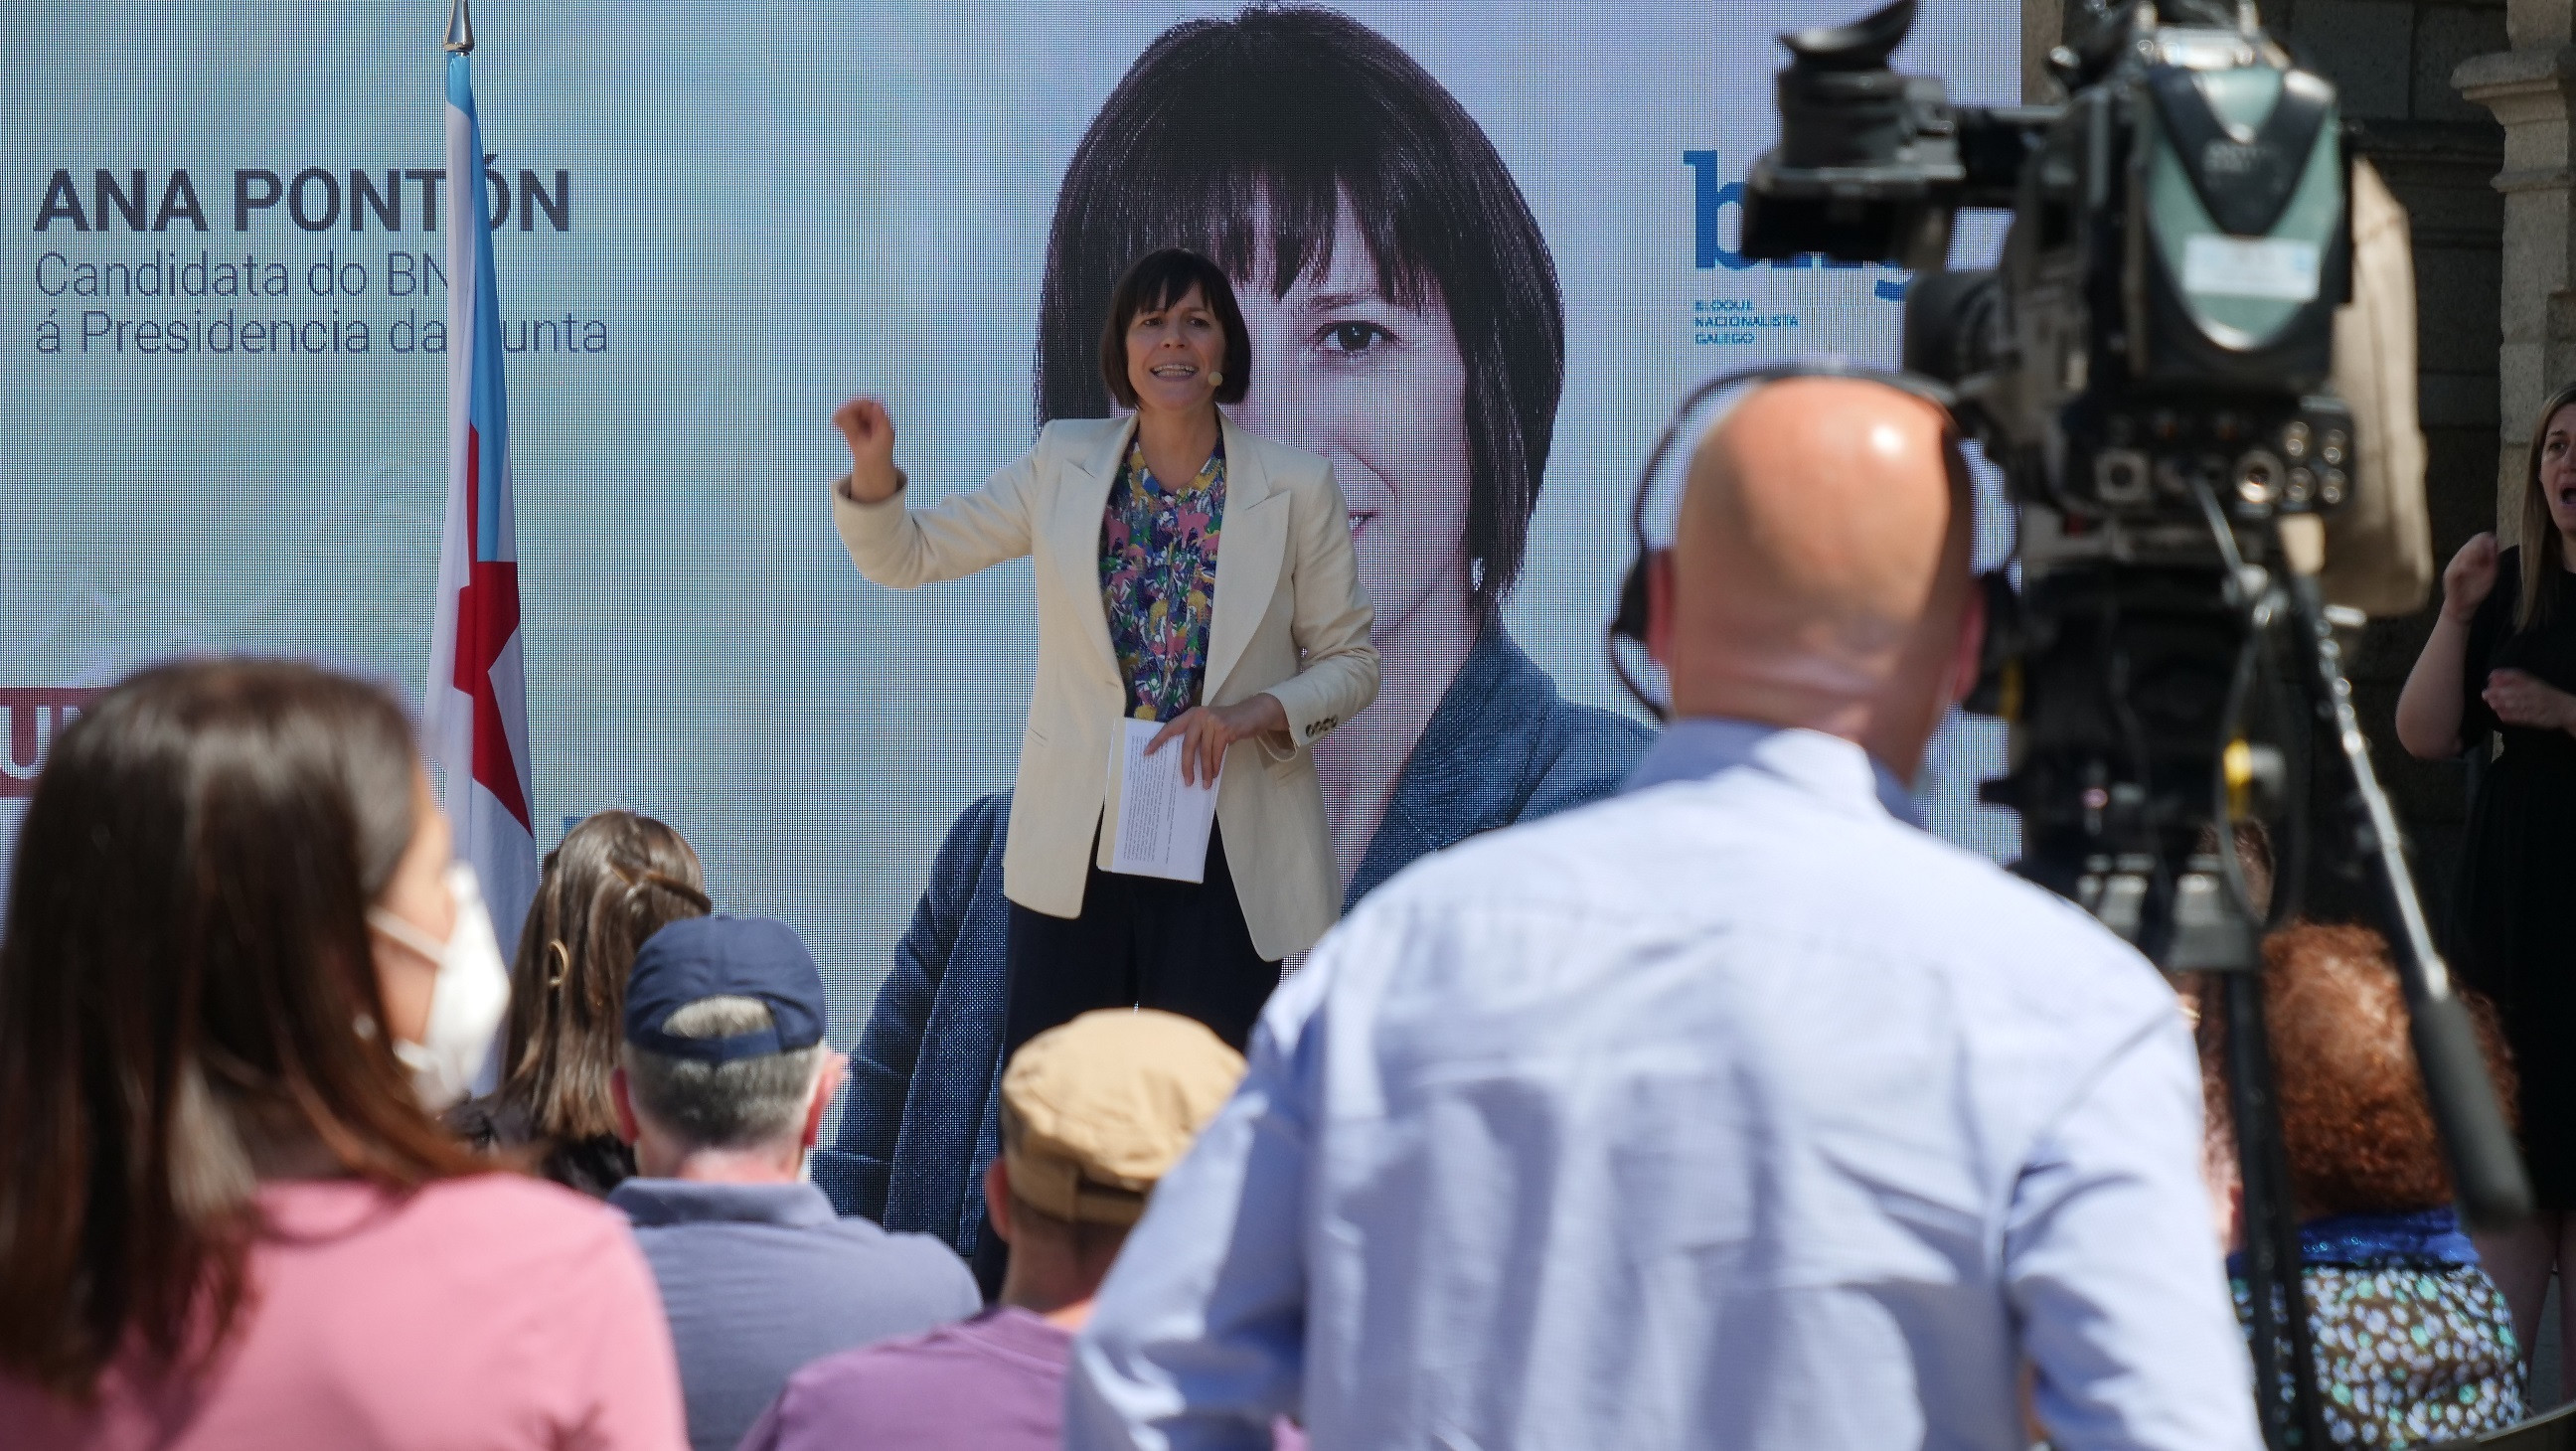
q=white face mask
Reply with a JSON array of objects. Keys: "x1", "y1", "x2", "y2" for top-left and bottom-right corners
[{"x1": 368, "y1": 862, "x2": 512, "y2": 1112}]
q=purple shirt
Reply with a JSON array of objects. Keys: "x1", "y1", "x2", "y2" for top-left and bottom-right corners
[
  {"x1": 737, "y1": 1307, "x2": 1068, "y2": 1451},
  {"x1": 738, "y1": 1308, "x2": 1305, "y2": 1451}
]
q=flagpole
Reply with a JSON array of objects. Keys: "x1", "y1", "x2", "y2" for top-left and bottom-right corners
[{"x1": 430, "y1": 0, "x2": 540, "y2": 993}]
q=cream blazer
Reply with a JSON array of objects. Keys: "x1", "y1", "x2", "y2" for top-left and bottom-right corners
[{"x1": 832, "y1": 414, "x2": 1379, "y2": 959}]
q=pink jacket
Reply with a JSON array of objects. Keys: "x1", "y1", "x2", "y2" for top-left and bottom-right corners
[{"x1": 3, "y1": 1175, "x2": 688, "y2": 1450}]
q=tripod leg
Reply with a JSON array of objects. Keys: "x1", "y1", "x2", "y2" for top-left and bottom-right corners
[
  {"x1": 2282, "y1": 574, "x2": 2530, "y2": 1228},
  {"x1": 2225, "y1": 972, "x2": 2332, "y2": 1451}
]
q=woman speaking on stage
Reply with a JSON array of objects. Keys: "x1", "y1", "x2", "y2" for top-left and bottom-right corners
[{"x1": 829, "y1": 246, "x2": 1377, "y2": 1052}]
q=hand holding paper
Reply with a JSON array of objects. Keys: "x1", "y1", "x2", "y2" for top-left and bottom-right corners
[
  {"x1": 1114, "y1": 718, "x2": 1222, "y2": 882},
  {"x1": 1143, "y1": 694, "x2": 1290, "y2": 784}
]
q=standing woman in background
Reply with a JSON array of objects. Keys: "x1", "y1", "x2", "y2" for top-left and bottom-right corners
[
  {"x1": 2397, "y1": 380, "x2": 2576, "y2": 1386},
  {"x1": 819, "y1": 10, "x2": 1650, "y2": 1278},
  {"x1": 0, "y1": 658, "x2": 685, "y2": 1448},
  {"x1": 829, "y1": 247, "x2": 1376, "y2": 1054},
  {"x1": 451, "y1": 809, "x2": 712, "y2": 1197}
]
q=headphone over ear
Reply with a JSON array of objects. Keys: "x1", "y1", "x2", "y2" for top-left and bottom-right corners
[{"x1": 1605, "y1": 359, "x2": 1979, "y2": 720}]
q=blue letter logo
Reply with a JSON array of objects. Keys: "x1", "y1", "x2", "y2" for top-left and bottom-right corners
[{"x1": 1690, "y1": 152, "x2": 1909, "y2": 299}]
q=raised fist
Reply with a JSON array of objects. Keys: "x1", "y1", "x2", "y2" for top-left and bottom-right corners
[{"x1": 833, "y1": 398, "x2": 902, "y2": 503}]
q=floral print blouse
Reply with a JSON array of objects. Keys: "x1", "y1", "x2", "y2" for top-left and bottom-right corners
[
  {"x1": 1098, "y1": 434, "x2": 1225, "y2": 723},
  {"x1": 2232, "y1": 1209, "x2": 2523, "y2": 1448}
]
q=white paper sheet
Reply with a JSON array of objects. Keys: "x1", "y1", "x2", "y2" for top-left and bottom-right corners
[{"x1": 1110, "y1": 717, "x2": 1221, "y2": 883}]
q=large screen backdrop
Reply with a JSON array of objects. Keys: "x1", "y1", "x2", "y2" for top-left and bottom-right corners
[{"x1": 2, "y1": 1, "x2": 2022, "y2": 1057}]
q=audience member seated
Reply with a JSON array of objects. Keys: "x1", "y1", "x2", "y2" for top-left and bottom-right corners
[
  {"x1": 0, "y1": 657, "x2": 687, "y2": 1448},
  {"x1": 452, "y1": 809, "x2": 713, "y2": 1196},
  {"x1": 2209, "y1": 922, "x2": 2523, "y2": 1445},
  {"x1": 736, "y1": 1009, "x2": 1270, "y2": 1451},
  {"x1": 608, "y1": 915, "x2": 979, "y2": 1451}
]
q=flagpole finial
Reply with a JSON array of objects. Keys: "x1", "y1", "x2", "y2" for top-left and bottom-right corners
[{"x1": 444, "y1": 0, "x2": 474, "y2": 54}]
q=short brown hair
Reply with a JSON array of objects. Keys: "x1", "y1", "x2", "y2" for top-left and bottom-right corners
[
  {"x1": 1098, "y1": 247, "x2": 1251, "y2": 410},
  {"x1": 1039, "y1": 8, "x2": 1564, "y2": 621},
  {"x1": 0, "y1": 658, "x2": 482, "y2": 1399},
  {"x1": 2212, "y1": 922, "x2": 2517, "y2": 1217}
]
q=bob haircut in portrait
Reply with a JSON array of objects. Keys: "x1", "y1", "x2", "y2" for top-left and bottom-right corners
[
  {"x1": 1038, "y1": 5, "x2": 1565, "y2": 619},
  {"x1": 1098, "y1": 247, "x2": 1254, "y2": 410}
]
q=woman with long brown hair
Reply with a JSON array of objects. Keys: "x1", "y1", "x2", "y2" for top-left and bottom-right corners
[
  {"x1": 2199, "y1": 924, "x2": 2522, "y2": 1445},
  {"x1": 2397, "y1": 379, "x2": 2576, "y2": 1384},
  {"x1": 452, "y1": 810, "x2": 711, "y2": 1196},
  {"x1": 0, "y1": 658, "x2": 686, "y2": 1447}
]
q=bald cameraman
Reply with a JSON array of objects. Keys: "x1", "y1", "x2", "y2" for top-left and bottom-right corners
[{"x1": 1067, "y1": 379, "x2": 2260, "y2": 1450}]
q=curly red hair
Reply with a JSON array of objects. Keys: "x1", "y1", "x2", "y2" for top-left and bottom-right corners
[{"x1": 2234, "y1": 923, "x2": 2517, "y2": 1217}]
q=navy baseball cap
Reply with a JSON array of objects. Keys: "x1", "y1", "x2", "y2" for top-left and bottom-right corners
[{"x1": 623, "y1": 916, "x2": 828, "y2": 1063}]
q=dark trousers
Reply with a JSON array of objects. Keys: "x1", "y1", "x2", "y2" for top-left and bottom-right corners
[
  {"x1": 976, "y1": 827, "x2": 1279, "y2": 1302},
  {"x1": 1002, "y1": 825, "x2": 1281, "y2": 1055}
]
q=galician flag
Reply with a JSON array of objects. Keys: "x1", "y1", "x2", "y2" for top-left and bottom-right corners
[{"x1": 425, "y1": 47, "x2": 538, "y2": 954}]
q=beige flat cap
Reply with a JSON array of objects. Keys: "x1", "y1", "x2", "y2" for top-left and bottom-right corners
[{"x1": 1000, "y1": 1008, "x2": 1247, "y2": 1226}]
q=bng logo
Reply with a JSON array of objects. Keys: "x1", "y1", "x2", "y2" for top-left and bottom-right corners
[{"x1": 1686, "y1": 153, "x2": 1909, "y2": 301}]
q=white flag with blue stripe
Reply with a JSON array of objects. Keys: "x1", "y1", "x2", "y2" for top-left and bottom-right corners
[{"x1": 425, "y1": 50, "x2": 538, "y2": 960}]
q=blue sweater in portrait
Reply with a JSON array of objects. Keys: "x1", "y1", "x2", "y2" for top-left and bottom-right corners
[{"x1": 813, "y1": 628, "x2": 1651, "y2": 1254}]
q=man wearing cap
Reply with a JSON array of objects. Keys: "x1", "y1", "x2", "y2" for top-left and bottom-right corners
[
  {"x1": 734, "y1": 1009, "x2": 1254, "y2": 1451},
  {"x1": 608, "y1": 916, "x2": 981, "y2": 1451}
]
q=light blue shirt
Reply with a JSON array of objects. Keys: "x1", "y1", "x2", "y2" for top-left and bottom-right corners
[{"x1": 1068, "y1": 720, "x2": 2260, "y2": 1451}]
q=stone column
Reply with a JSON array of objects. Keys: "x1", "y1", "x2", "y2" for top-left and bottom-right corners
[{"x1": 2458, "y1": 1, "x2": 2576, "y2": 536}]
